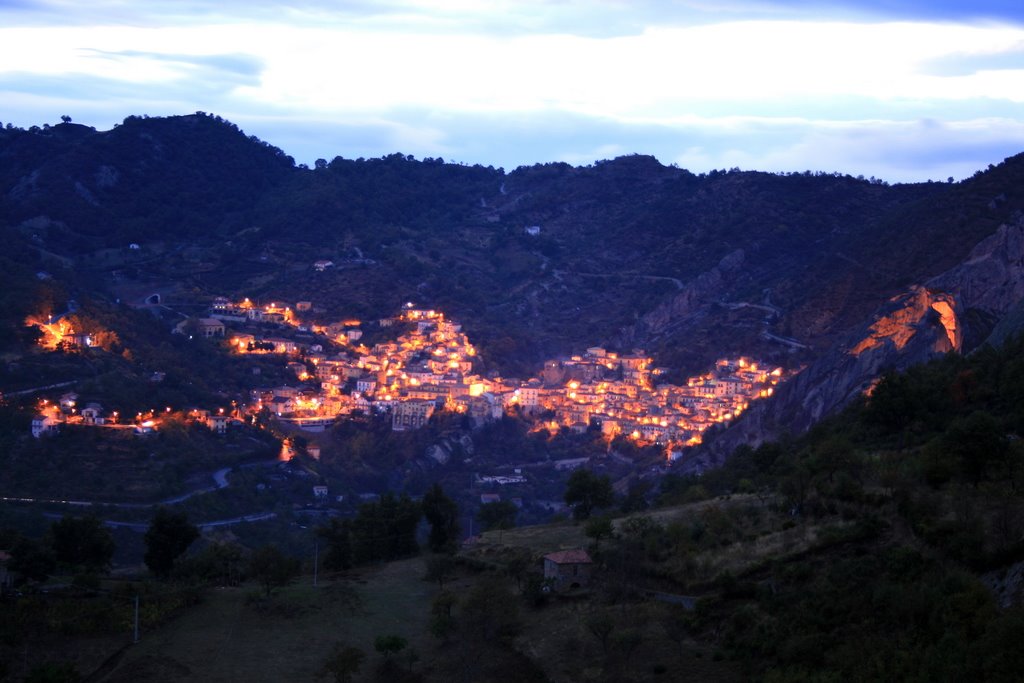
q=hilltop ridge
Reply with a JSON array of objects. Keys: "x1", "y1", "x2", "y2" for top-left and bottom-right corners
[{"x1": 2, "y1": 113, "x2": 1024, "y2": 436}]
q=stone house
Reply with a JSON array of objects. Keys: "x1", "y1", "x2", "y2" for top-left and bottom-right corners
[{"x1": 543, "y1": 549, "x2": 593, "y2": 591}]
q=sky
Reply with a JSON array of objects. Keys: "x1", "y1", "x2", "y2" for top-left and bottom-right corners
[{"x1": 2, "y1": 1, "x2": 1024, "y2": 182}]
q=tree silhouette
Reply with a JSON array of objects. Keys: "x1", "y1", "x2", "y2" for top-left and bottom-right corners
[
  {"x1": 144, "y1": 508, "x2": 200, "y2": 578},
  {"x1": 50, "y1": 515, "x2": 114, "y2": 572},
  {"x1": 250, "y1": 545, "x2": 299, "y2": 597},
  {"x1": 422, "y1": 483, "x2": 460, "y2": 553},
  {"x1": 564, "y1": 469, "x2": 614, "y2": 520}
]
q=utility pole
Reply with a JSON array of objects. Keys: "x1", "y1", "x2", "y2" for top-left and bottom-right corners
[
  {"x1": 313, "y1": 541, "x2": 319, "y2": 587},
  {"x1": 133, "y1": 595, "x2": 140, "y2": 643}
]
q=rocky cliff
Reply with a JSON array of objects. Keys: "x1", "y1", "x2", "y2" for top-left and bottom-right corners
[
  {"x1": 699, "y1": 216, "x2": 1024, "y2": 465},
  {"x1": 618, "y1": 249, "x2": 745, "y2": 345}
]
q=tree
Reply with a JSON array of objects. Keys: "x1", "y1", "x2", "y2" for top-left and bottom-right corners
[
  {"x1": 564, "y1": 469, "x2": 614, "y2": 520},
  {"x1": 585, "y1": 609, "x2": 616, "y2": 655},
  {"x1": 504, "y1": 548, "x2": 532, "y2": 592},
  {"x1": 661, "y1": 609, "x2": 692, "y2": 656},
  {"x1": 584, "y1": 515, "x2": 614, "y2": 551},
  {"x1": 461, "y1": 575, "x2": 521, "y2": 642},
  {"x1": 620, "y1": 479, "x2": 650, "y2": 513},
  {"x1": 8, "y1": 536, "x2": 56, "y2": 583},
  {"x1": 24, "y1": 661, "x2": 80, "y2": 683},
  {"x1": 187, "y1": 540, "x2": 245, "y2": 586},
  {"x1": 429, "y1": 591, "x2": 457, "y2": 641},
  {"x1": 421, "y1": 483, "x2": 460, "y2": 553},
  {"x1": 477, "y1": 500, "x2": 517, "y2": 532},
  {"x1": 49, "y1": 515, "x2": 114, "y2": 572},
  {"x1": 317, "y1": 518, "x2": 353, "y2": 571},
  {"x1": 318, "y1": 643, "x2": 365, "y2": 683},
  {"x1": 944, "y1": 411, "x2": 1007, "y2": 486},
  {"x1": 143, "y1": 508, "x2": 200, "y2": 578},
  {"x1": 423, "y1": 554, "x2": 456, "y2": 590},
  {"x1": 60, "y1": 115, "x2": 71, "y2": 124},
  {"x1": 612, "y1": 628, "x2": 644, "y2": 667},
  {"x1": 350, "y1": 493, "x2": 421, "y2": 564},
  {"x1": 249, "y1": 545, "x2": 300, "y2": 597},
  {"x1": 374, "y1": 634, "x2": 408, "y2": 660}
]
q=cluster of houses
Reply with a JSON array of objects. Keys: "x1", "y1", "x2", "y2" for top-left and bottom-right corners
[
  {"x1": 26, "y1": 303, "x2": 97, "y2": 351},
  {"x1": 191, "y1": 297, "x2": 786, "y2": 455},
  {"x1": 530, "y1": 354, "x2": 784, "y2": 455},
  {"x1": 30, "y1": 393, "x2": 240, "y2": 438},
  {"x1": 28, "y1": 293, "x2": 786, "y2": 456},
  {"x1": 244, "y1": 306, "x2": 498, "y2": 431}
]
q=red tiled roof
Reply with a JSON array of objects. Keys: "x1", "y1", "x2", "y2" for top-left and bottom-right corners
[{"x1": 543, "y1": 549, "x2": 592, "y2": 564}]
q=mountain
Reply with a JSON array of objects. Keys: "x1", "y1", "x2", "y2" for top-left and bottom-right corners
[
  {"x1": 701, "y1": 214, "x2": 1024, "y2": 465},
  {"x1": 3, "y1": 113, "x2": 1024, "y2": 438}
]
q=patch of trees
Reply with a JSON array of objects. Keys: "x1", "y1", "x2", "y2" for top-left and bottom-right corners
[
  {"x1": 564, "y1": 469, "x2": 615, "y2": 520},
  {"x1": 144, "y1": 507, "x2": 200, "y2": 578},
  {"x1": 317, "y1": 492, "x2": 423, "y2": 569},
  {"x1": 589, "y1": 333, "x2": 1024, "y2": 679}
]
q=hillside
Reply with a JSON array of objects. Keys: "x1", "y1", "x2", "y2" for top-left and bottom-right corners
[
  {"x1": 4, "y1": 334, "x2": 1024, "y2": 681},
  {"x1": 4, "y1": 114, "x2": 1023, "y2": 383}
]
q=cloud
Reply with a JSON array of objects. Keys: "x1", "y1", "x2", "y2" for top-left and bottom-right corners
[
  {"x1": 918, "y1": 45, "x2": 1024, "y2": 76},
  {"x1": 6, "y1": 1, "x2": 1023, "y2": 36},
  {"x1": 0, "y1": 4, "x2": 1023, "y2": 185},
  {"x1": 81, "y1": 49, "x2": 264, "y2": 86}
]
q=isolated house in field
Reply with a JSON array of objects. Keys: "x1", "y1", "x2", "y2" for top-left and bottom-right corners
[{"x1": 543, "y1": 549, "x2": 593, "y2": 591}]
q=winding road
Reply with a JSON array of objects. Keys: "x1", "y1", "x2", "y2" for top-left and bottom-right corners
[{"x1": 1, "y1": 463, "x2": 282, "y2": 531}]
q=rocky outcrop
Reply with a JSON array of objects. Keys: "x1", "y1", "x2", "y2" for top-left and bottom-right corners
[
  {"x1": 701, "y1": 218, "x2": 1024, "y2": 463},
  {"x1": 619, "y1": 249, "x2": 744, "y2": 344},
  {"x1": 927, "y1": 220, "x2": 1024, "y2": 332}
]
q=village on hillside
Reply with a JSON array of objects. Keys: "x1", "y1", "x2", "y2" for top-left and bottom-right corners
[
  {"x1": 27, "y1": 292, "x2": 786, "y2": 460},
  {"x1": 192, "y1": 297, "x2": 784, "y2": 457}
]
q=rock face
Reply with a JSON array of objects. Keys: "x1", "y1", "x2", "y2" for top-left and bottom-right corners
[
  {"x1": 619, "y1": 249, "x2": 745, "y2": 344},
  {"x1": 927, "y1": 220, "x2": 1024, "y2": 325},
  {"x1": 702, "y1": 218, "x2": 1024, "y2": 463}
]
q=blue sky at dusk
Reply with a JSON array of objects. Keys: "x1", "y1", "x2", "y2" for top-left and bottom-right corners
[{"x1": 2, "y1": 0, "x2": 1023, "y2": 182}]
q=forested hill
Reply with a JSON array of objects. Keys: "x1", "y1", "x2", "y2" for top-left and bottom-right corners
[{"x1": 2, "y1": 113, "x2": 1024, "y2": 382}]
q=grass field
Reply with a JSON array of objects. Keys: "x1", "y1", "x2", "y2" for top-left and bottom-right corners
[
  {"x1": 89, "y1": 502, "x2": 761, "y2": 682},
  {"x1": 99, "y1": 559, "x2": 435, "y2": 682}
]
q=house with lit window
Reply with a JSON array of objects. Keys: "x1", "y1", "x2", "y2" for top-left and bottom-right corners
[{"x1": 31, "y1": 414, "x2": 62, "y2": 438}]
